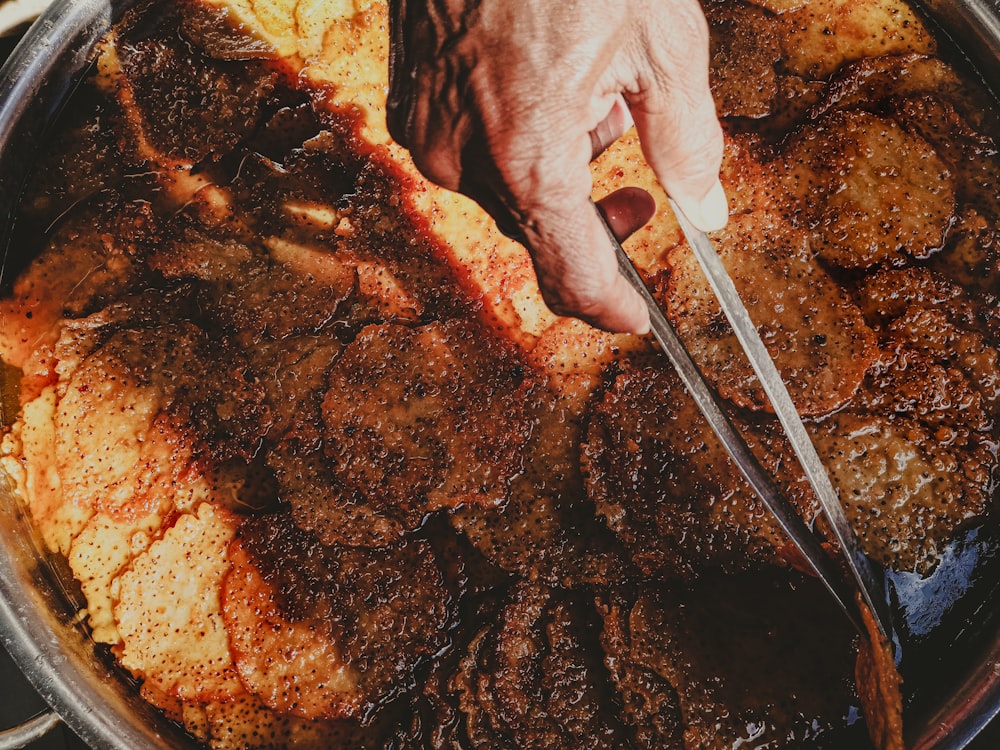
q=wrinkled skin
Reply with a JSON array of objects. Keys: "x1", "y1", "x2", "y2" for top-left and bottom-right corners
[{"x1": 387, "y1": 0, "x2": 727, "y2": 333}]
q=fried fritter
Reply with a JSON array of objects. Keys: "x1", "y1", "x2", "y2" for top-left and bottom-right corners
[
  {"x1": 854, "y1": 266, "x2": 994, "y2": 334},
  {"x1": 661, "y1": 211, "x2": 876, "y2": 415},
  {"x1": 454, "y1": 583, "x2": 638, "y2": 749},
  {"x1": 451, "y1": 387, "x2": 627, "y2": 588},
  {"x1": 321, "y1": 319, "x2": 534, "y2": 525},
  {"x1": 113, "y1": 3, "x2": 277, "y2": 166},
  {"x1": 933, "y1": 210, "x2": 1000, "y2": 295},
  {"x1": 774, "y1": 0, "x2": 934, "y2": 80},
  {"x1": 810, "y1": 54, "x2": 967, "y2": 122},
  {"x1": 17, "y1": 314, "x2": 266, "y2": 556},
  {"x1": 810, "y1": 407, "x2": 993, "y2": 572},
  {"x1": 707, "y1": 1, "x2": 781, "y2": 118},
  {"x1": 114, "y1": 502, "x2": 245, "y2": 702},
  {"x1": 222, "y1": 512, "x2": 452, "y2": 720},
  {"x1": 0, "y1": 195, "x2": 153, "y2": 397},
  {"x1": 891, "y1": 94, "x2": 1000, "y2": 211},
  {"x1": 778, "y1": 109, "x2": 956, "y2": 269},
  {"x1": 603, "y1": 573, "x2": 858, "y2": 750},
  {"x1": 581, "y1": 365, "x2": 810, "y2": 578},
  {"x1": 597, "y1": 599, "x2": 686, "y2": 749},
  {"x1": 888, "y1": 306, "x2": 1000, "y2": 415}
]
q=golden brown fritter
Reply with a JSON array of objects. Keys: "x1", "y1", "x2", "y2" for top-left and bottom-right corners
[
  {"x1": 809, "y1": 54, "x2": 968, "y2": 122},
  {"x1": 0, "y1": 195, "x2": 153, "y2": 397},
  {"x1": 222, "y1": 512, "x2": 452, "y2": 720},
  {"x1": 773, "y1": 0, "x2": 935, "y2": 80},
  {"x1": 451, "y1": 388, "x2": 627, "y2": 588},
  {"x1": 887, "y1": 306, "x2": 1000, "y2": 415},
  {"x1": 809, "y1": 408, "x2": 993, "y2": 572},
  {"x1": 269, "y1": 442, "x2": 407, "y2": 547},
  {"x1": 581, "y1": 365, "x2": 811, "y2": 578},
  {"x1": 933, "y1": 210, "x2": 1000, "y2": 295},
  {"x1": 597, "y1": 598, "x2": 686, "y2": 749},
  {"x1": 855, "y1": 600, "x2": 905, "y2": 750},
  {"x1": 112, "y1": 3, "x2": 278, "y2": 167},
  {"x1": 114, "y1": 502, "x2": 245, "y2": 702},
  {"x1": 854, "y1": 266, "x2": 994, "y2": 334},
  {"x1": 661, "y1": 211, "x2": 877, "y2": 416},
  {"x1": 891, "y1": 95, "x2": 1000, "y2": 212},
  {"x1": 11, "y1": 308, "x2": 267, "y2": 556},
  {"x1": 706, "y1": 2, "x2": 782, "y2": 118},
  {"x1": 778, "y1": 109, "x2": 956, "y2": 269},
  {"x1": 321, "y1": 319, "x2": 535, "y2": 524}
]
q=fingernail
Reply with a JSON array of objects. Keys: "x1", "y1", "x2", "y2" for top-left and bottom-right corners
[
  {"x1": 633, "y1": 314, "x2": 651, "y2": 336},
  {"x1": 678, "y1": 180, "x2": 729, "y2": 233},
  {"x1": 629, "y1": 291, "x2": 651, "y2": 336}
]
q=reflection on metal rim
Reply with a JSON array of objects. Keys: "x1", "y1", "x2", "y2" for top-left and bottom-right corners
[{"x1": 0, "y1": 1, "x2": 997, "y2": 749}]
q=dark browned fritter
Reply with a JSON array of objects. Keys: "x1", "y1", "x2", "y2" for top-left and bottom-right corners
[{"x1": 1, "y1": 1, "x2": 998, "y2": 749}]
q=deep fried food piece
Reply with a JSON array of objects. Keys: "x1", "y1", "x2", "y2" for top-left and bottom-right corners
[
  {"x1": 891, "y1": 95, "x2": 1000, "y2": 211},
  {"x1": 810, "y1": 406, "x2": 993, "y2": 572},
  {"x1": 0, "y1": 195, "x2": 153, "y2": 397},
  {"x1": 113, "y1": 3, "x2": 278, "y2": 166},
  {"x1": 455, "y1": 583, "x2": 639, "y2": 749},
  {"x1": 774, "y1": 0, "x2": 934, "y2": 80},
  {"x1": 707, "y1": 2, "x2": 781, "y2": 118},
  {"x1": 581, "y1": 365, "x2": 810, "y2": 578},
  {"x1": 855, "y1": 598, "x2": 905, "y2": 750},
  {"x1": 888, "y1": 306, "x2": 1000, "y2": 415},
  {"x1": 13, "y1": 312, "x2": 268, "y2": 555},
  {"x1": 661, "y1": 211, "x2": 876, "y2": 416},
  {"x1": 223, "y1": 537, "x2": 361, "y2": 719},
  {"x1": 597, "y1": 599, "x2": 686, "y2": 749},
  {"x1": 114, "y1": 502, "x2": 245, "y2": 702},
  {"x1": 181, "y1": 693, "x2": 396, "y2": 750},
  {"x1": 606, "y1": 574, "x2": 858, "y2": 750},
  {"x1": 778, "y1": 109, "x2": 955, "y2": 269},
  {"x1": 451, "y1": 388, "x2": 627, "y2": 588},
  {"x1": 322, "y1": 319, "x2": 534, "y2": 524},
  {"x1": 854, "y1": 266, "x2": 994, "y2": 333},
  {"x1": 268, "y1": 445, "x2": 405, "y2": 548},
  {"x1": 810, "y1": 54, "x2": 966, "y2": 122},
  {"x1": 222, "y1": 512, "x2": 451, "y2": 719},
  {"x1": 933, "y1": 210, "x2": 1000, "y2": 295}
]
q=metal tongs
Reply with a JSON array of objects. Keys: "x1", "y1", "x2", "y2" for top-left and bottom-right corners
[{"x1": 596, "y1": 199, "x2": 892, "y2": 640}]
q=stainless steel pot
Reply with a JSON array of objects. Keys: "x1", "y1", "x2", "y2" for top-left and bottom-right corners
[{"x1": 0, "y1": 1, "x2": 997, "y2": 748}]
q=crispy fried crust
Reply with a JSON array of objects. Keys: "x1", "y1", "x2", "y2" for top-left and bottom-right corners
[
  {"x1": 778, "y1": 109, "x2": 956, "y2": 269},
  {"x1": 661, "y1": 211, "x2": 876, "y2": 415},
  {"x1": 114, "y1": 503, "x2": 244, "y2": 702},
  {"x1": 321, "y1": 319, "x2": 534, "y2": 523},
  {"x1": 581, "y1": 365, "x2": 808, "y2": 577},
  {"x1": 222, "y1": 512, "x2": 452, "y2": 719},
  {"x1": 707, "y1": 2, "x2": 782, "y2": 118},
  {"x1": 455, "y1": 583, "x2": 636, "y2": 749}
]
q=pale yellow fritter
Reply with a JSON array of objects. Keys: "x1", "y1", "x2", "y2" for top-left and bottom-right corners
[{"x1": 114, "y1": 502, "x2": 244, "y2": 702}]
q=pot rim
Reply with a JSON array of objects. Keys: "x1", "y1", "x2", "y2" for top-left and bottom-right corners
[{"x1": 0, "y1": 1, "x2": 997, "y2": 749}]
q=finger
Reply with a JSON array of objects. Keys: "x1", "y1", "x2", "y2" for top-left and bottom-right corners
[
  {"x1": 589, "y1": 94, "x2": 634, "y2": 160},
  {"x1": 526, "y1": 187, "x2": 652, "y2": 335},
  {"x1": 626, "y1": 1, "x2": 728, "y2": 232}
]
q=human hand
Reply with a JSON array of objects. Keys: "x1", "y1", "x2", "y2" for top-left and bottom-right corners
[{"x1": 387, "y1": 0, "x2": 727, "y2": 334}]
